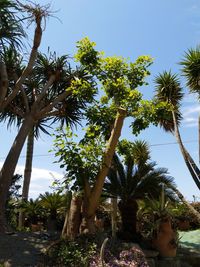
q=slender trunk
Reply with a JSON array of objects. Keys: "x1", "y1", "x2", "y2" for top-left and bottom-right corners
[
  {"x1": 170, "y1": 185, "x2": 200, "y2": 224},
  {"x1": 111, "y1": 198, "x2": 118, "y2": 238},
  {"x1": 18, "y1": 127, "x2": 35, "y2": 229},
  {"x1": 84, "y1": 108, "x2": 127, "y2": 232},
  {"x1": 199, "y1": 114, "x2": 200, "y2": 164},
  {"x1": 61, "y1": 209, "x2": 70, "y2": 239},
  {"x1": 0, "y1": 59, "x2": 8, "y2": 107},
  {"x1": 172, "y1": 111, "x2": 200, "y2": 190},
  {"x1": 0, "y1": 115, "x2": 35, "y2": 232}
]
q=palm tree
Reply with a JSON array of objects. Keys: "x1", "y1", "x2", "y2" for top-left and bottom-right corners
[
  {"x1": 20, "y1": 198, "x2": 43, "y2": 225},
  {"x1": 154, "y1": 71, "x2": 200, "y2": 190},
  {"x1": 39, "y1": 192, "x2": 69, "y2": 231},
  {"x1": 0, "y1": 48, "x2": 96, "y2": 232},
  {"x1": 180, "y1": 47, "x2": 200, "y2": 97},
  {"x1": 104, "y1": 140, "x2": 176, "y2": 239},
  {"x1": 0, "y1": 0, "x2": 25, "y2": 52},
  {"x1": 180, "y1": 47, "x2": 200, "y2": 163}
]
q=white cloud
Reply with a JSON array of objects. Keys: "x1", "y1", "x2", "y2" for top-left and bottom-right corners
[
  {"x1": 182, "y1": 105, "x2": 200, "y2": 128},
  {"x1": 0, "y1": 162, "x2": 63, "y2": 199}
]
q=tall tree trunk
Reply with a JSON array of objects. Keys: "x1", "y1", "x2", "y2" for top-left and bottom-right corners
[
  {"x1": 198, "y1": 115, "x2": 200, "y2": 163},
  {"x1": 111, "y1": 197, "x2": 118, "y2": 238},
  {"x1": 82, "y1": 107, "x2": 127, "y2": 233},
  {"x1": 172, "y1": 111, "x2": 200, "y2": 190},
  {"x1": 0, "y1": 115, "x2": 35, "y2": 232},
  {"x1": 62, "y1": 195, "x2": 82, "y2": 240},
  {"x1": 18, "y1": 126, "x2": 35, "y2": 229},
  {"x1": 170, "y1": 185, "x2": 200, "y2": 224}
]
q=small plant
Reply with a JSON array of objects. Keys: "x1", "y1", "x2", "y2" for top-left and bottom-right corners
[{"x1": 46, "y1": 234, "x2": 97, "y2": 267}]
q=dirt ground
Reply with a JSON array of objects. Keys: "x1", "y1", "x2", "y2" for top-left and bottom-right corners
[{"x1": 0, "y1": 232, "x2": 52, "y2": 267}]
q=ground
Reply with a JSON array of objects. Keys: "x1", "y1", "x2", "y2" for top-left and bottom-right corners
[
  {"x1": 0, "y1": 230, "x2": 199, "y2": 267},
  {"x1": 0, "y1": 232, "x2": 51, "y2": 267}
]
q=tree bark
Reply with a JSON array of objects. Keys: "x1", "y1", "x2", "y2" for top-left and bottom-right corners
[
  {"x1": 62, "y1": 195, "x2": 82, "y2": 240},
  {"x1": 82, "y1": 107, "x2": 127, "y2": 233},
  {"x1": 18, "y1": 126, "x2": 35, "y2": 229},
  {"x1": 111, "y1": 197, "x2": 118, "y2": 238},
  {"x1": 0, "y1": 115, "x2": 35, "y2": 232},
  {"x1": 198, "y1": 115, "x2": 200, "y2": 163},
  {"x1": 172, "y1": 111, "x2": 200, "y2": 190}
]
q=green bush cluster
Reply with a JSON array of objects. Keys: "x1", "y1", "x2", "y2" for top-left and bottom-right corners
[{"x1": 46, "y1": 234, "x2": 97, "y2": 267}]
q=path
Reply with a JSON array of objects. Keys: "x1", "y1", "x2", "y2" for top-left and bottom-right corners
[{"x1": 0, "y1": 232, "x2": 51, "y2": 267}]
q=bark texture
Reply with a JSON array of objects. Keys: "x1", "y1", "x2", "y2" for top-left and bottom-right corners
[
  {"x1": 62, "y1": 195, "x2": 82, "y2": 239},
  {"x1": 0, "y1": 116, "x2": 35, "y2": 232},
  {"x1": 172, "y1": 111, "x2": 200, "y2": 190},
  {"x1": 19, "y1": 127, "x2": 35, "y2": 228},
  {"x1": 81, "y1": 108, "x2": 127, "y2": 233}
]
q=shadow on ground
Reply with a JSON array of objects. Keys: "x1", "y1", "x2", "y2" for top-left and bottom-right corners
[{"x1": 0, "y1": 232, "x2": 49, "y2": 267}]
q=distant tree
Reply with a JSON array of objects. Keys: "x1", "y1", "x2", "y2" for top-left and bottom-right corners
[
  {"x1": 154, "y1": 71, "x2": 200, "y2": 190},
  {"x1": 180, "y1": 47, "x2": 200, "y2": 163},
  {"x1": 39, "y1": 192, "x2": 69, "y2": 231}
]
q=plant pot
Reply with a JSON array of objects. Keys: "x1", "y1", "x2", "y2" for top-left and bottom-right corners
[{"x1": 152, "y1": 219, "x2": 177, "y2": 257}]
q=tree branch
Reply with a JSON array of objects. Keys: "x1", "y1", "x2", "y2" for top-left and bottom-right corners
[
  {"x1": 36, "y1": 90, "x2": 72, "y2": 118},
  {"x1": 2, "y1": 12, "x2": 43, "y2": 110},
  {"x1": 34, "y1": 75, "x2": 56, "y2": 104}
]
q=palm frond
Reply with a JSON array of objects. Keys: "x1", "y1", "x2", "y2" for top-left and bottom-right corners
[
  {"x1": 180, "y1": 46, "x2": 200, "y2": 98},
  {"x1": 154, "y1": 71, "x2": 183, "y2": 132}
]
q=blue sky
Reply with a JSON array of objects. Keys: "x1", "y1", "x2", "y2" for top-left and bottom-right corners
[{"x1": 1, "y1": 0, "x2": 200, "y2": 200}]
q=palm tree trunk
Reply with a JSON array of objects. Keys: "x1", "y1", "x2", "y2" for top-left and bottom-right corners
[
  {"x1": 18, "y1": 126, "x2": 35, "y2": 229},
  {"x1": 0, "y1": 115, "x2": 35, "y2": 232},
  {"x1": 62, "y1": 195, "x2": 82, "y2": 239},
  {"x1": 198, "y1": 115, "x2": 200, "y2": 163},
  {"x1": 172, "y1": 111, "x2": 200, "y2": 190},
  {"x1": 111, "y1": 197, "x2": 118, "y2": 238},
  {"x1": 82, "y1": 107, "x2": 127, "y2": 233},
  {"x1": 118, "y1": 199, "x2": 138, "y2": 238},
  {"x1": 170, "y1": 185, "x2": 200, "y2": 224}
]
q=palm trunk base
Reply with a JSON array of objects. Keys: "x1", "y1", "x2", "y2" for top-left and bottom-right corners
[{"x1": 62, "y1": 195, "x2": 82, "y2": 240}]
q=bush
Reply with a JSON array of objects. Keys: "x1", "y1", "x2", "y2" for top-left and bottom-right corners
[
  {"x1": 45, "y1": 234, "x2": 97, "y2": 267},
  {"x1": 45, "y1": 235, "x2": 149, "y2": 267}
]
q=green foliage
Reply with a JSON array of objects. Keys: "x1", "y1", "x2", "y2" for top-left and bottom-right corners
[
  {"x1": 117, "y1": 139, "x2": 150, "y2": 165},
  {"x1": 6, "y1": 174, "x2": 22, "y2": 228},
  {"x1": 47, "y1": 234, "x2": 97, "y2": 267},
  {"x1": 20, "y1": 198, "x2": 44, "y2": 224},
  {"x1": 39, "y1": 191, "x2": 70, "y2": 218},
  {"x1": 131, "y1": 100, "x2": 172, "y2": 135},
  {"x1": 75, "y1": 37, "x2": 101, "y2": 71},
  {"x1": 75, "y1": 37, "x2": 153, "y2": 111},
  {"x1": 52, "y1": 38, "x2": 173, "y2": 198},
  {"x1": 137, "y1": 198, "x2": 178, "y2": 239},
  {"x1": 0, "y1": 0, "x2": 25, "y2": 52},
  {"x1": 104, "y1": 140, "x2": 176, "y2": 202},
  {"x1": 52, "y1": 127, "x2": 105, "y2": 191},
  {"x1": 180, "y1": 46, "x2": 200, "y2": 97},
  {"x1": 154, "y1": 71, "x2": 183, "y2": 106}
]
